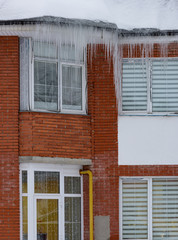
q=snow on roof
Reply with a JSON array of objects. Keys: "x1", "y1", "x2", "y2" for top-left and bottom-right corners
[{"x1": 0, "y1": 0, "x2": 178, "y2": 31}]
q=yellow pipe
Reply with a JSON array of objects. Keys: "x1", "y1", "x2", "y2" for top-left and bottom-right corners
[{"x1": 80, "y1": 170, "x2": 93, "y2": 240}]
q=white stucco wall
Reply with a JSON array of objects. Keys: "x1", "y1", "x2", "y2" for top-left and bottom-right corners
[{"x1": 118, "y1": 116, "x2": 178, "y2": 165}]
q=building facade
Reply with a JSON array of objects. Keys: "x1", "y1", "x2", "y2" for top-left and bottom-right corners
[{"x1": 0, "y1": 17, "x2": 178, "y2": 240}]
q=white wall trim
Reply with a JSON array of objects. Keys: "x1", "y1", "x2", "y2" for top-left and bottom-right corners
[{"x1": 19, "y1": 156, "x2": 92, "y2": 165}]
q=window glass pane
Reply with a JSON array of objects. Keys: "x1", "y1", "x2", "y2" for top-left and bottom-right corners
[
  {"x1": 64, "y1": 177, "x2": 81, "y2": 194},
  {"x1": 122, "y1": 60, "x2": 147, "y2": 111},
  {"x1": 22, "y1": 171, "x2": 27, "y2": 193},
  {"x1": 122, "y1": 179, "x2": 148, "y2": 239},
  {"x1": 152, "y1": 178, "x2": 178, "y2": 240},
  {"x1": 34, "y1": 42, "x2": 57, "y2": 59},
  {"x1": 62, "y1": 65, "x2": 82, "y2": 110},
  {"x1": 61, "y1": 45, "x2": 83, "y2": 62},
  {"x1": 22, "y1": 196, "x2": 28, "y2": 240},
  {"x1": 34, "y1": 60, "x2": 58, "y2": 111},
  {"x1": 34, "y1": 171, "x2": 60, "y2": 194},
  {"x1": 37, "y1": 199, "x2": 58, "y2": 240},
  {"x1": 20, "y1": 38, "x2": 30, "y2": 111},
  {"x1": 65, "y1": 197, "x2": 81, "y2": 240},
  {"x1": 152, "y1": 60, "x2": 178, "y2": 112}
]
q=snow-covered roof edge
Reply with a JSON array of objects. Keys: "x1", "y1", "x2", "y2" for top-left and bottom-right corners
[
  {"x1": 0, "y1": 16, "x2": 117, "y2": 31},
  {"x1": 1, "y1": 15, "x2": 178, "y2": 37}
]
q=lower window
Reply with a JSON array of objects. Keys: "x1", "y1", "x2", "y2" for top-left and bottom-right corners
[
  {"x1": 21, "y1": 164, "x2": 82, "y2": 240},
  {"x1": 120, "y1": 177, "x2": 178, "y2": 240}
]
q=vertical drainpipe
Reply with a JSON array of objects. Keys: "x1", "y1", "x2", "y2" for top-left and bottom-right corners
[{"x1": 80, "y1": 170, "x2": 93, "y2": 240}]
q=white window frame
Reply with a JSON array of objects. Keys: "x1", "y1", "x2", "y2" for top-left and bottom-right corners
[
  {"x1": 20, "y1": 163, "x2": 83, "y2": 240},
  {"x1": 119, "y1": 176, "x2": 178, "y2": 240},
  {"x1": 60, "y1": 62, "x2": 86, "y2": 114},
  {"x1": 121, "y1": 57, "x2": 178, "y2": 116},
  {"x1": 31, "y1": 41, "x2": 87, "y2": 115}
]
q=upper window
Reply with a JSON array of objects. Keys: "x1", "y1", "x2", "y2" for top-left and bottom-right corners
[
  {"x1": 20, "y1": 38, "x2": 86, "y2": 114},
  {"x1": 122, "y1": 58, "x2": 178, "y2": 114},
  {"x1": 120, "y1": 177, "x2": 178, "y2": 240}
]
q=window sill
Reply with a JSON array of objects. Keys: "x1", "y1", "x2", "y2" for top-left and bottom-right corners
[
  {"x1": 120, "y1": 112, "x2": 178, "y2": 117},
  {"x1": 20, "y1": 109, "x2": 88, "y2": 116}
]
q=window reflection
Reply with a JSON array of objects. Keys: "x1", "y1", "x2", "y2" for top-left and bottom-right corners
[
  {"x1": 35, "y1": 171, "x2": 60, "y2": 194},
  {"x1": 37, "y1": 199, "x2": 58, "y2": 240}
]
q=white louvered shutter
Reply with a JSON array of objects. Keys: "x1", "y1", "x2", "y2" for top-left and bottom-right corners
[
  {"x1": 122, "y1": 60, "x2": 147, "y2": 111},
  {"x1": 152, "y1": 178, "x2": 178, "y2": 240},
  {"x1": 122, "y1": 179, "x2": 148, "y2": 239},
  {"x1": 152, "y1": 60, "x2": 178, "y2": 112}
]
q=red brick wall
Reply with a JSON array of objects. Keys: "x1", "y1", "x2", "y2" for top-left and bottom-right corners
[
  {"x1": 122, "y1": 42, "x2": 178, "y2": 58},
  {"x1": 86, "y1": 44, "x2": 119, "y2": 240},
  {"x1": 19, "y1": 112, "x2": 91, "y2": 159},
  {"x1": 0, "y1": 36, "x2": 20, "y2": 240},
  {"x1": 85, "y1": 43, "x2": 178, "y2": 240}
]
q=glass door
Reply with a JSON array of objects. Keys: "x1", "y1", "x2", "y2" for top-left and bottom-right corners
[{"x1": 35, "y1": 198, "x2": 59, "y2": 240}]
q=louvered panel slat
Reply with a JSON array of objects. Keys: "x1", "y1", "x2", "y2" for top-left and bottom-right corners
[
  {"x1": 152, "y1": 60, "x2": 178, "y2": 112},
  {"x1": 122, "y1": 97, "x2": 147, "y2": 102},
  {"x1": 122, "y1": 92, "x2": 147, "y2": 97},
  {"x1": 152, "y1": 95, "x2": 178, "y2": 99},
  {"x1": 123, "y1": 83, "x2": 147, "y2": 87},
  {"x1": 122, "y1": 60, "x2": 147, "y2": 111},
  {"x1": 123, "y1": 88, "x2": 147, "y2": 92},
  {"x1": 153, "y1": 209, "x2": 178, "y2": 213},
  {"x1": 153, "y1": 84, "x2": 178, "y2": 89},
  {"x1": 152, "y1": 60, "x2": 178, "y2": 65},
  {"x1": 152, "y1": 107, "x2": 178, "y2": 111},
  {"x1": 152, "y1": 178, "x2": 178, "y2": 240},
  {"x1": 153, "y1": 66, "x2": 178, "y2": 70},
  {"x1": 152, "y1": 75, "x2": 178, "y2": 79},
  {"x1": 153, "y1": 80, "x2": 178, "y2": 84},
  {"x1": 153, "y1": 222, "x2": 178, "y2": 226},
  {"x1": 153, "y1": 89, "x2": 178, "y2": 93},
  {"x1": 123, "y1": 70, "x2": 147, "y2": 74}
]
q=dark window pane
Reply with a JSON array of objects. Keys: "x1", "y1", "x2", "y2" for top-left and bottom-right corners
[
  {"x1": 37, "y1": 199, "x2": 58, "y2": 240},
  {"x1": 34, "y1": 171, "x2": 60, "y2": 194},
  {"x1": 34, "y1": 61, "x2": 58, "y2": 111},
  {"x1": 62, "y1": 65, "x2": 82, "y2": 110},
  {"x1": 65, "y1": 197, "x2": 81, "y2": 240},
  {"x1": 22, "y1": 171, "x2": 27, "y2": 193},
  {"x1": 64, "y1": 177, "x2": 81, "y2": 194},
  {"x1": 22, "y1": 197, "x2": 28, "y2": 240}
]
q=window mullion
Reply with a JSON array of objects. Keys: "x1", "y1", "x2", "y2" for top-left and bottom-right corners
[
  {"x1": 147, "y1": 59, "x2": 152, "y2": 113},
  {"x1": 58, "y1": 50, "x2": 60, "y2": 112},
  {"x1": 82, "y1": 64, "x2": 86, "y2": 113},
  {"x1": 60, "y1": 62, "x2": 62, "y2": 112},
  {"x1": 29, "y1": 38, "x2": 33, "y2": 111},
  {"x1": 150, "y1": 60, "x2": 153, "y2": 113},
  {"x1": 60, "y1": 172, "x2": 64, "y2": 240},
  {"x1": 148, "y1": 178, "x2": 153, "y2": 240},
  {"x1": 31, "y1": 42, "x2": 34, "y2": 111},
  {"x1": 119, "y1": 178, "x2": 123, "y2": 240},
  {"x1": 28, "y1": 168, "x2": 34, "y2": 240}
]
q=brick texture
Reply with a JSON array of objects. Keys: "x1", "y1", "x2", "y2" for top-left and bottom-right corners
[
  {"x1": 0, "y1": 36, "x2": 20, "y2": 240},
  {"x1": 19, "y1": 112, "x2": 91, "y2": 159},
  {"x1": 83, "y1": 43, "x2": 178, "y2": 240}
]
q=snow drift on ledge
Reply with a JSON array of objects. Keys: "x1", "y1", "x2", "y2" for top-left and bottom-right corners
[{"x1": 0, "y1": 0, "x2": 178, "y2": 30}]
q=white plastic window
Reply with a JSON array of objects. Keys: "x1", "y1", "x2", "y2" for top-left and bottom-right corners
[
  {"x1": 20, "y1": 39, "x2": 86, "y2": 114},
  {"x1": 32, "y1": 41, "x2": 86, "y2": 114},
  {"x1": 120, "y1": 177, "x2": 178, "y2": 240},
  {"x1": 61, "y1": 64, "x2": 83, "y2": 111},
  {"x1": 122, "y1": 58, "x2": 178, "y2": 114}
]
